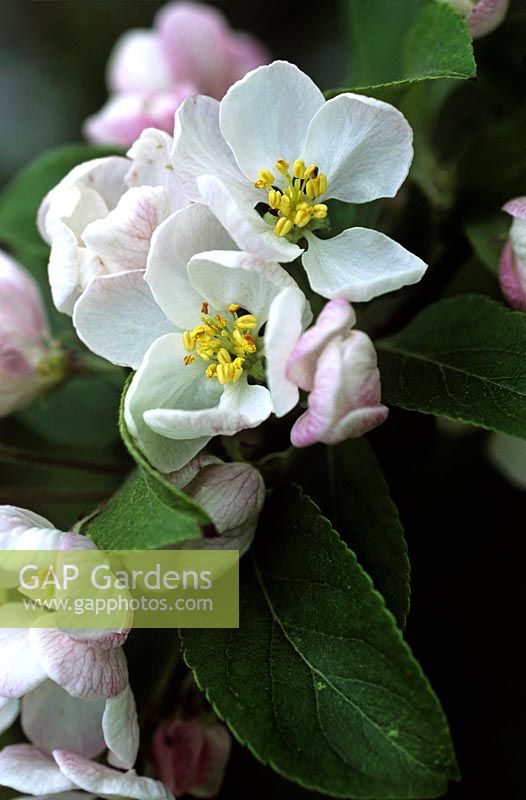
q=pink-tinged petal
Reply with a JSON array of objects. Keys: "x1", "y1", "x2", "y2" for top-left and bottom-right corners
[
  {"x1": 167, "y1": 454, "x2": 223, "y2": 489},
  {"x1": 107, "y1": 30, "x2": 172, "y2": 94},
  {"x1": 503, "y1": 196, "x2": 526, "y2": 220},
  {"x1": 0, "y1": 252, "x2": 48, "y2": 341},
  {"x1": 499, "y1": 240, "x2": 526, "y2": 312},
  {"x1": 22, "y1": 681, "x2": 105, "y2": 758},
  {"x1": 265, "y1": 287, "x2": 308, "y2": 417},
  {"x1": 287, "y1": 298, "x2": 356, "y2": 392},
  {"x1": 82, "y1": 186, "x2": 171, "y2": 273},
  {"x1": 467, "y1": 0, "x2": 509, "y2": 37},
  {"x1": 0, "y1": 697, "x2": 19, "y2": 734},
  {"x1": 58, "y1": 532, "x2": 98, "y2": 552},
  {"x1": 0, "y1": 624, "x2": 46, "y2": 698},
  {"x1": 303, "y1": 228, "x2": 427, "y2": 302},
  {"x1": 196, "y1": 174, "x2": 301, "y2": 263},
  {"x1": 303, "y1": 93, "x2": 413, "y2": 204},
  {"x1": 53, "y1": 750, "x2": 174, "y2": 800},
  {"x1": 151, "y1": 716, "x2": 231, "y2": 798},
  {"x1": 126, "y1": 128, "x2": 187, "y2": 211},
  {"x1": 29, "y1": 628, "x2": 128, "y2": 699},
  {"x1": 157, "y1": 3, "x2": 234, "y2": 98},
  {"x1": 0, "y1": 745, "x2": 75, "y2": 794},
  {"x1": 172, "y1": 95, "x2": 243, "y2": 202},
  {"x1": 219, "y1": 61, "x2": 325, "y2": 183},
  {"x1": 0, "y1": 506, "x2": 54, "y2": 546},
  {"x1": 74, "y1": 270, "x2": 176, "y2": 370},
  {"x1": 290, "y1": 333, "x2": 388, "y2": 447},
  {"x1": 103, "y1": 685, "x2": 139, "y2": 770}
]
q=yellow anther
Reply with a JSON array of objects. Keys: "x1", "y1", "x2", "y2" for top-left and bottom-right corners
[
  {"x1": 304, "y1": 163, "x2": 318, "y2": 179},
  {"x1": 228, "y1": 303, "x2": 240, "y2": 314},
  {"x1": 305, "y1": 178, "x2": 318, "y2": 199},
  {"x1": 243, "y1": 334, "x2": 257, "y2": 353},
  {"x1": 201, "y1": 301, "x2": 209, "y2": 314},
  {"x1": 191, "y1": 325, "x2": 206, "y2": 338},
  {"x1": 217, "y1": 363, "x2": 232, "y2": 384},
  {"x1": 275, "y1": 217, "x2": 293, "y2": 237},
  {"x1": 279, "y1": 195, "x2": 292, "y2": 216},
  {"x1": 294, "y1": 208, "x2": 312, "y2": 228},
  {"x1": 182, "y1": 331, "x2": 195, "y2": 351},
  {"x1": 268, "y1": 189, "x2": 282, "y2": 209},
  {"x1": 255, "y1": 168, "x2": 275, "y2": 189},
  {"x1": 313, "y1": 203, "x2": 328, "y2": 219},
  {"x1": 235, "y1": 314, "x2": 257, "y2": 330},
  {"x1": 183, "y1": 355, "x2": 195, "y2": 366},
  {"x1": 318, "y1": 173, "x2": 327, "y2": 194},
  {"x1": 293, "y1": 159, "x2": 306, "y2": 179},
  {"x1": 215, "y1": 313, "x2": 227, "y2": 328},
  {"x1": 275, "y1": 159, "x2": 290, "y2": 175},
  {"x1": 205, "y1": 364, "x2": 217, "y2": 379},
  {"x1": 217, "y1": 348, "x2": 232, "y2": 364}
]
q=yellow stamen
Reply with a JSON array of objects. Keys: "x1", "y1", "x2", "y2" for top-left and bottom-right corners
[
  {"x1": 293, "y1": 159, "x2": 305, "y2": 179},
  {"x1": 275, "y1": 159, "x2": 290, "y2": 175},
  {"x1": 183, "y1": 355, "x2": 195, "y2": 366},
  {"x1": 215, "y1": 313, "x2": 227, "y2": 328},
  {"x1": 183, "y1": 331, "x2": 195, "y2": 351},
  {"x1": 217, "y1": 348, "x2": 232, "y2": 364},
  {"x1": 295, "y1": 207, "x2": 312, "y2": 228},
  {"x1": 255, "y1": 168, "x2": 275, "y2": 189},
  {"x1": 313, "y1": 203, "x2": 328, "y2": 219},
  {"x1": 201, "y1": 301, "x2": 209, "y2": 314},
  {"x1": 268, "y1": 189, "x2": 282, "y2": 209},
  {"x1": 275, "y1": 217, "x2": 293, "y2": 237},
  {"x1": 205, "y1": 364, "x2": 217, "y2": 379},
  {"x1": 228, "y1": 303, "x2": 240, "y2": 314},
  {"x1": 235, "y1": 314, "x2": 257, "y2": 330}
]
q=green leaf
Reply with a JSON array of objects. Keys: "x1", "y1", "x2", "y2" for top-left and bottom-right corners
[
  {"x1": 291, "y1": 440, "x2": 410, "y2": 628},
  {"x1": 326, "y1": 0, "x2": 475, "y2": 100},
  {"x1": 82, "y1": 377, "x2": 210, "y2": 549},
  {"x1": 17, "y1": 374, "x2": 124, "y2": 449},
  {"x1": 378, "y1": 294, "x2": 526, "y2": 437},
  {"x1": 0, "y1": 143, "x2": 119, "y2": 253},
  {"x1": 83, "y1": 468, "x2": 209, "y2": 549},
  {"x1": 465, "y1": 214, "x2": 509, "y2": 275},
  {"x1": 181, "y1": 485, "x2": 458, "y2": 799}
]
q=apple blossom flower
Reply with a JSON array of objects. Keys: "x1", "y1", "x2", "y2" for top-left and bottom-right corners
[
  {"x1": 152, "y1": 713, "x2": 231, "y2": 798},
  {"x1": 172, "y1": 60, "x2": 427, "y2": 302},
  {"x1": 0, "y1": 746, "x2": 173, "y2": 800},
  {"x1": 284, "y1": 298, "x2": 388, "y2": 446},
  {"x1": 499, "y1": 197, "x2": 526, "y2": 312},
  {"x1": 38, "y1": 127, "x2": 187, "y2": 315},
  {"x1": 73, "y1": 204, "x2": 311, "y2": 471},
  {"x1": 0, "y1": 251, "x2": 65, "y2": 417},
  {"x1": 167, "y1": 454, "x2": 265, "y2": 554},
  {"x1": 84, "y1": 2, "x2": 269, "y2": 147},
  {"x1": 0, "y1": 506, "x2": 138, "y2": 771},
  {"x1": 443, "y1": 0, "x2": 509, "y2": 38}
]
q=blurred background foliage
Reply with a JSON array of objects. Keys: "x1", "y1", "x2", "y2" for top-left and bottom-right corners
[{"x1": 1, "y1": 2, "x2": 526, "y2": 799}]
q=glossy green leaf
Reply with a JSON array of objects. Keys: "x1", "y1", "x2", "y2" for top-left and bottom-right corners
[
  {"x1": 378, "y1": 294, "x2": 526, "y2": 437},
  {"x1": 182, "y1": 485, "x2": 458, "y2": 799}
]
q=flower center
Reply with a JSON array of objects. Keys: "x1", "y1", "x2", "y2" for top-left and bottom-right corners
[
  {"x1": 182, "y1": 302, "x2": 262, "y2": 385},
  {"x1": 255, "y1": 159, "x2": 329, "y2": 240}
]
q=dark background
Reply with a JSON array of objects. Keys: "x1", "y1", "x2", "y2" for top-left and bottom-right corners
[{"x1": 0, "y1": 2, "x2": 524, "y2": 799}]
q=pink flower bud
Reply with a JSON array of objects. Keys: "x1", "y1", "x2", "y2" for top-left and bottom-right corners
[
  {"x1": 446, "y1": 0, "x2": 509, "y2": 38},
  {"x1": 0, "y1": 252, "x2": 60, "y2": 416},
  {"x1": 499, "y1": 197, "x2": 526, "y2": 312},
  {"x1": 167, "y1": 455, "x2": 265, "y2": 554},
  {"x1": 152, "y1": 715, "x2": 231, "y2": 798},
  {"x1": 287, "y1": 299, "x2": 388, "y2": 448},
  {"x1": 85, "y1": 2, "x2": 270, "y2": 147}
]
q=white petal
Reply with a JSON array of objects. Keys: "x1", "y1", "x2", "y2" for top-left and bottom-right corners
[
  {"x1": 144, "y1": 378, "x2": 272, "y2": 441},
  {"x1": 196, "y1": 174, "x2": 301, "y2": 263},
  {"x1": 0, "y1": 745, "x2": 75, "y2": 794},
  {"x1": 29, "y1": 628, "x2": 128, "y2": 699},
  {"x1": 265, "y1": 287, "x2": 308, "y2": 417},
  {"x1": 108, "y1": 30, "x2": 172, "y2": 93},
  {"x1": 22, "y1": 681, "x2": 105, "y2": 758},
  {"x1": 0, "y1": 697, "x2": 19, "y2": 734},
  {"x1": 102, "y1": 685, "x2": 139, "y2": 770},
  {"x1": 0, "y1": 506, "x2": 54, "y2": 547},
  {"x1": 303, "y1": 229, "x2": 427, "y2": 301},
  {"x1": 510, "y1": 216, "x2": 526, "y2": 266},
  {"x1": 73, "y1": 270, "x2": 175, "y2": 369},
  {"x1": 124, "y1": 334, "x2": 219, "y2": 472},
  {"x1": 187, "y1": 249, "x2": 298, "y2": 324},
  {"x1": 488, "y1": 433, "x2": 526, "y2": 490},
  {"x1": 53, "y1": 750, "x2": 173, "y2": 800},
  {"x1": 219, "y1": 61, "x2": 324, "y2": 181},
  {"x1": 126, "y1": 128, "x2": 187, "y2": 211},
  {"x1": 82, "y1": 186, "x2": 171, "y2": 273},
  {"x1": 0, "y1": 624, "x2": 46, "y2": 698},
  {"x1": 302, "y1": 94, "x2": 413, "y2": 203},
  {"x1": 172, "y1": 95, "x2": 243, "y2": 202},
  {"x1": 145, "y1": 205, "x2": 235, "y2": 328}
]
